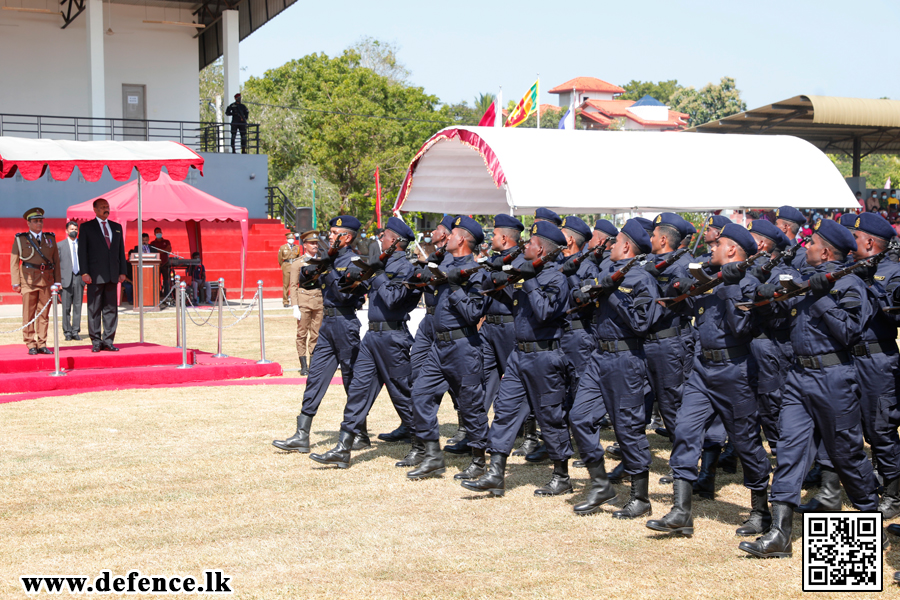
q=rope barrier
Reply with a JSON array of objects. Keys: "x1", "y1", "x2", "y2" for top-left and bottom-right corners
[
  {"x1": 0, "y1": 296, "x2": 53, "y2": 334},
  {"x1": 221, "y1": 289, "x2": 260, "y2": 330}
]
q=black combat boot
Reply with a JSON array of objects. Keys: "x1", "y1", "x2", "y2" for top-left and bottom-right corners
[
  {"x1": 535, "y1": 460, "x2": 574, "y2": 496},
  {"x1": 659, "y1": 470, "x2": 674, "y2": 484},
  {"x1": 613, "y1": 471, "x2": 652, "y2": 519},
  {"x1": 406, "y1": 441, "x2": 446, "y2": 480},
  {"x1": 879, "y1": 476, "x2": 900, "y2": 520},
  {"x1": 646, "y1": 478, "x2": 693, "y2": 536},
  {"x1": 395, "y1": 436, "x2": 425, "y2": 467},
  {"x1": 309, "y1": 430, "x2": 353, "y2": 469},
  {"x1": 525, "y1": 443, "x2": 550, "y2": 463},
  {"x1": 573, "y1": 459, "x2": 618, "y2": 515},
  {"x1": 443, "y1": 412, "x2": 471, "y2": 454},
  {"x1": 739, "y1": 502, "x2": 793, "y2": 558},
  {"x1": 461, "y1": 453, "x2": 507, "y2": 496},
  {"x1": 802, "y1": 462, "x2": 822, "y2": 489},
  {"x1": 719, "y1": 441, "x2": 738, "y2": 474},
  {"x1": 378, "y1": 424, "x2": 412, "y2": 443},
  {"x1": 606, "y1": 443, "x2": 623, "y2": 460},
  {"x1": 736, "y1": 488, "x2": 772, "y2": 536},
  {"x1": 454, "y1": 448, "x2": 487, "y2": 480},
  {"x1": 272, "y1": 414, "x2": 313, "y2": 453},
  {"x1": 299, "y1": 356, "x2": 309, "y2": 376},
  {"x1": 796, "y1": 466, "x2": 842, "y2": 513},
  {"x1": 351, "y1": 419, "x2": 371, "y2": 451},
  {"x1": 608, "y1": 461, "x2": 631, "y2": 484},
  {"x1": 512, "y1": 416, "x2": 540, "y2": 456},
  {"x1": 693, "y1": 447, "x2": 720, "y2": 500}
]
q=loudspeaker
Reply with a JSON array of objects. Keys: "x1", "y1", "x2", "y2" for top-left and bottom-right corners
[{"x1": 295, "y1": 207, "x2": 313, "y2": 232}]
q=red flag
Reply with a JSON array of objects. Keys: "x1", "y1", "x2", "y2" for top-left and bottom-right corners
[
  {"x1": 478, "y1": 102, "x2": 496, "y2": 127},
  {"x1": 374, "y1": 166, "x2": 382, "y2": 228}
]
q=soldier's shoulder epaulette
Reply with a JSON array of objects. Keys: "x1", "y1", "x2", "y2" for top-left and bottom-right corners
[
  {"x1": 15, "y1": 232, "x2": 28, "y2": 237},
  {"x1": 45, "y1": 231, "x2": 55, "y2": 237}
]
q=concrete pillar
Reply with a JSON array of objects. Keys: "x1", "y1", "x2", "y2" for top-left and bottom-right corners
[
  {"x1": 223, "y1": 10, "x2": 240, "y2": 111},
  {"x1": 85, "y1": 0, "x2": 105, "y2": 139}
]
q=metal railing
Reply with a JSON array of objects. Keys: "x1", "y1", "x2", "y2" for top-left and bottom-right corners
[
  {"x1": 0, "y1": 113, "x2": 260, "y2": 154},
  {"x1": 266, "y1": 186, "x2": 297, "y2": 230}
]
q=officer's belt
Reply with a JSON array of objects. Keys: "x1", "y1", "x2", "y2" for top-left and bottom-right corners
[
  {"x1": 851, "y1": 340, "x2": 897, "y2": 357},
  {"x1": 22, "y1": 262, "x2": 55, "y2": 271},
  {"x1": 484, "y1": 314, "x2": 514, "y2": 325},
  {"x1": 425, "y1": 306, "x2": 436, "y2": 315},
  {"x1": 564, "y1": 319, "x2": 585, "y2": 332},
  {"x1": 646, "y1": 323, "x2": 691, "y2": 342},
  {"x1": 701, "y1": 345, "x2": 750, "y2": 363},
  {"x1": 517, "y1": 339, "x2": 561, "y2": 353},
  {"x1": 368, "y1": 320, "x2": 403, "y2": 332},
  {"x1": 324, "y1": 306, "x2": 356, "y2": 318},
  {"x1": 795, "y1": 351, "x2": 851, "y2": 370},
  {"x1": 754, "y1": 329, "x2": 791, "y2": 342},
  {"x1": 598, "y1": 338, "x2": 641, "y2": 353},
  {"x1": 434, "y1": 326, "x2": 477, "y2": 342}
]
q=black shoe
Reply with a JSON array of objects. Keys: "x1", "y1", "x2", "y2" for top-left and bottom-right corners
[
  {"x1": 574, "y1": 459, "x2": 618, "y2": 515},
  {"x1": 103, "y1": 344, "x2": 120, "y2": 352},
  {"x1": 283, "y1": 303, "x2": 290, "y2": 308},
  {"x1": 608, "y1": 461, "x2": 630, "y2": 484},
  {"x1": 72, "y1": 334, "x2": 82, "y2": 341},
  {"x1": 796, "y1": 466, "x2": 842, "y2": 513},
  {"x1": 406, "y1": 441, "x2": 446, "y2": 479},
  {"x1": 739, "y1": 502, "x2": 793, "y2": 558},
  {"x1": 693, "y1": 447, "x2": 720, "y2": 500},
  {"x1": 802, "y1": 462, "x2": 822, "y2": 490},
  {"x1": 613, "y1": 471, "x2": 652, "y2": 519},
  {"x1": 512, "y1": 416, "x2": 540, "y2": 457},
  {"x1": 719, "y1": 441, "x2": 738, "y2": 474},
  {"x1": 38, "y1": 347, "x2": 53, "y2": 355},
  {"x1": 879, "y1": 476, "x2": 900, "y2": 520},
  {"x1": 444, "y1": 412, "x2": 471, "y2": 454},
  {"x1": 454, "y1": 448, "x2": 486, "y2": 480},
  {"x1": 272, "y1": 414, "x2": 313, "y2": 453},
  {"x1": 28, "y1": 347, "x2": 39, "y2": 355},
  {"x1": 646, "y1": 478, "x2": 693, "y2": 536},
  {"x1": 597, "y1": 414, "x2": 612, "y2": 430},
  {"x1": 606, "y1": 443, "x2": 623, "y2": 460},
  {"x1": 64, "y1": 335, "x2": 73, "y2": 341},
  {"x1": 351, "y1": 432, "x2": 371, "y2": 451},
  {"x1": 654, "y1": 427, "x2": 672, "y2": 440},
  {"x1": 309, "y1": 430, "x2": 353, "y2": 469},
  {"x1": 735, "y1": 488, "x2": 772, "y2": 536},
  {"x1": 534, "y1": 461, "x2": 574, "y2": 496},
  {"x1": 461, "y1": 453, "x2": 506, "y2": 496},
  {"x1": 573, "y1": 460, "x2": 586, "y2": 468},
  {"x1": 299, "y1": 356, "x2": 309, "y2": 377},
  {"x1": 396, "y1": 437, "x2": 425, "y2": 468},
  {"x1": 378, "y1": 425, "x2": 412, "y2": 443},
  {"x1": 889, "y1": 523, "x2": 900, "y2": 537},
  {"x1": 91, "y1": 345, "x2": 102, "y2": 353},
  {"x1": 659, "y1": 470, "x2": 674, "y2": 485},
  {"x1": 525, "y1": 443, "x2": 550, "y2": 463}
]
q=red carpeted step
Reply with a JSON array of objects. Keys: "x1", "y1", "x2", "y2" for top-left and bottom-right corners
[{"x1": 0, "y1": 342, "x2": 195, "y2": 374}]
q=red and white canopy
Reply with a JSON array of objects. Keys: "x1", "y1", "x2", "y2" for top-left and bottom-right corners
[{"x1": 0, "y1": 136, "x2": 204, "y2": 182}]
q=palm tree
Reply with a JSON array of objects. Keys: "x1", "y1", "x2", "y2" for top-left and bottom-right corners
[{"x1": 475, "y1": 93, "x2": 496, "y2": 116}]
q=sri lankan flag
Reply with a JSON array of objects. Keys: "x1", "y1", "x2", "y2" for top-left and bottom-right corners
[{"x1": 504, "y1": 80, "x2": 539, "y2": 128}]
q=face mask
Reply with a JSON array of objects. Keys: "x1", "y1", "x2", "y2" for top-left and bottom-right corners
[
  {"x1": 155, "y1": 233, "x2": 162, "y2": 239},
  {"x1": 423, "y1": 237, "x2": 432, "y2": 243},
  {"x1": 68, "y1": 231, "x2": 77, "y2": 239}
]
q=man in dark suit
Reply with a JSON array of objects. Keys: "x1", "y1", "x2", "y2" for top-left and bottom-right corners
[
  {"x1": 58, "y1": 220, "x2": 85, "y2": 341},
  {"x1": 78, "y1": 198, "x2": 127, "y2": 352}
]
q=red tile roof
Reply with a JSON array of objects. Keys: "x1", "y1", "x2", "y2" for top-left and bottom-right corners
[
  {"x1": 549, "y1": 77, "x2": 625, "y2": 95},
  {"x1": 538, "y1": 104, "x2": 560, "y2": 116},
  {"x1": 578, "y1": 99, "x2": 689, "y2": 130},
  {"x1": 582, "y1": 98, "x2": 635, "y2": 117}
]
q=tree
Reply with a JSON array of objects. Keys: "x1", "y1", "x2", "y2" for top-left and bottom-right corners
[
  {"x1": 474, "y1": 93, "x2": 495, "y2": 117},
  {"x1": 618, "y1": 79, "x2": 681, "y2": 106},
  {"x1": 348, "y1": 36, "x2": 411, "y2": 85},
  {"x1": 199, "y1": 58, "x2": 224, "y2": 123},
  {"x1": 669, "y1": 76, "x2": 747, "y2": 127},
  {"x1": 829, "y1": 153, "x2": 900, "y2": 190},
  {"x1": 444, "y1": 101, "x2": 481, "y2": 126}
]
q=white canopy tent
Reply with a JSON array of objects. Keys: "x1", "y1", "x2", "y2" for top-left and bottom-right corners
[{"x1": 391, "y1": 126, "x2": 859, "y2": 215}]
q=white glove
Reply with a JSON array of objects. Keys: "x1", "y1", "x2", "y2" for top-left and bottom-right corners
[{"x1": 293, "y1": 305, "x2": 303, "y2": 320}]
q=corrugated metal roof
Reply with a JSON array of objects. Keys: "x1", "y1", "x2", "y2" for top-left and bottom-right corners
[
  {"x1": 197, "y1": 0, "x2": 298, "y2": 70},
  {"x1": 807, "y1": 95, "x2": 900, "y2": 127}
]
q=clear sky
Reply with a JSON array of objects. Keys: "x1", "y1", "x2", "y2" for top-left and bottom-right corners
[{"x1": 239, "y1": 0, "x2": 899, "y2": 110}]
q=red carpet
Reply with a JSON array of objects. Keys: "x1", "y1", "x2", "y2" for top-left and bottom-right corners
[{"x1": 0, "y1": 342, "x2": 282, "y2": 397}]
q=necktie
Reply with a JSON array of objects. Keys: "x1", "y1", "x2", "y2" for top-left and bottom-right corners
[
  {"x1": 102, "y1": 221, "x2": 111, "y2": 248},
  {"x1": 72, "y1": 240, "x2": 79, "y2": 275}
]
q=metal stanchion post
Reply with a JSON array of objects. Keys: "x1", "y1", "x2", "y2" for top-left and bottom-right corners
[
  {"x1": 49, "y1": 284, "x2": 66, "y2": 377},
  {"x1": 177, "y1": 282, "x2": 192, "y2": 369},
  {"x1": 213, "y1": 277, "x2": 227, "y2": 358},
  {"x1": 174, "y1": 274, "x2": 182, "y2": 348},
  {"x1": 257, "y1": 279, "x2": 272, "y2": 365}
]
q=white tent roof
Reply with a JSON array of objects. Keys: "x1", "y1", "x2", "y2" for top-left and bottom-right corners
[{"x1": 392, "y1": 126, "x2": 859, "y2": 215}]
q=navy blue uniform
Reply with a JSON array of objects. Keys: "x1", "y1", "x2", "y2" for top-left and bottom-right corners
[
  {"x1": 480, "y1": 248, "x2": 522, "y2": 412},
  {"x1": 669, "y1": 271, "x2": 772, "y2": 490},
  {"x1": 410, "y1": 255, "x2": 490, "y2": 447},
  {"x1": 338, "y1": 252, "x2": 422, "y2": 436},
  {"x1": 300, "y1": 247, "x2": 366, "y2": 416},
  {"x1": 562, "y1": 251, "x2": 600, "y2": 396},
  {"x1": 485, "y1": 261, "x2": 572, "y2": 459},
  {"x1": 766, "y1": 263, "x2": 878, "y2": 509},
  {"x1": 570, "y1": 260, "x2": 661, "y2": 473}
]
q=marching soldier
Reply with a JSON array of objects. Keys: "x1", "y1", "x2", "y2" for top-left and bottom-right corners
[
  {"x1": 272, "y1": 216, "x2": 365, "y2": 454},
  {"x1": 278, "y1": 232, "x2": 300, "y2": 307},
  {"x1": 774, "y1": 205, "x2": 808, "y2": 271},
  {"x1": 290, "y1": 231, "x2": 325, "y2": 376},
  {"x1": 10, "y1": 208, "x2": 60, "y2": 355}
]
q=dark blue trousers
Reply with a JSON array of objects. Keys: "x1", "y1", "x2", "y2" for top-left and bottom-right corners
[
  {"x1": 570, "y1": 349, "x2": 648, "y2": 473},
  {"x1": 749, "y1": 336, "x2": 793, "y2": 447},
  {"x1": 410, "y1": 336, "x2": 487, "y2": 447},
  {"x1": 301, "y1": 315, "x2": 360, "y2": 416},
  {"x1": 561, "y1": 325, "x2": 596, "y2": 399},
  {"x1": 770, "y1": 363, "x2": 878, "y2": 510},
  {"x1": 669, "y1": 355, "x2": 771, "y2": 490},
  {"x1": 487, "y1": 348, "x2": 573, "y2": 459},
  {"x1": 855, "y1": 349, "x2": 900, "y2": 480},
  {"x1": 411, "y1": 313, "x2": 458, "y2": 411},
  {"x1": 644, "y1": 330, "x2": 693, "y2": 434},
  {"x1": 481, "y1": 321, "x2": 516, "y2": 412},
  {"x1": 339, "y1": 327, "x2": 415, "y2": 435}
]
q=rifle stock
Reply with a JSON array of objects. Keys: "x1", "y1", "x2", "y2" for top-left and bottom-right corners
[
  {"x1": 339, "y1": 240, "x2": 400, "y2": 292},
  {"x1": 485, "y1": 247, "x2": 562, "y2": 295},
  {"x1": 660, "y1": 251, "x2": 768, "y2": 307}
]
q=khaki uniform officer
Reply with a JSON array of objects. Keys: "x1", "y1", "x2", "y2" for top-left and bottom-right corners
[
  {"x1": 10, "y1": 207, "x2": 61, "y2": 355},
  {"x1": 290, "y1": 230, "x2": 324, "y2": 376},
  {"x1": 278, "y1": 232, "x2": 300, "y2": 307}
]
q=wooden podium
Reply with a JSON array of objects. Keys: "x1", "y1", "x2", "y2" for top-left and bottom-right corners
[{"x1": 129, "y1": 252, "x2": 161, "y2": 312}]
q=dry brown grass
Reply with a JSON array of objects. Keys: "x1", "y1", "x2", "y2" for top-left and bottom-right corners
[{"x1": 0, "y1": 307, "x2": 897, "y2": 598}]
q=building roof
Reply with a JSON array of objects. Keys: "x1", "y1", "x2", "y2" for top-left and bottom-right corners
[
  {"x1": 631, "y1": 95, "x2": 666, "y2": 107},
  {"x1": 579, "y1": 99, "x2": 687, "y2": 130},
  {"x1": 197, "y1": 0, "x2": 299, "y2": 70},
  {"x1": 582, "y1": 99, "x2": 636, "y2": 118},
  {"x1": 538, "y1": 104, "x2": 561, "y2": 116},
  {"x1": 548, "y1": 77, "x2": 625, "y2": 95}
]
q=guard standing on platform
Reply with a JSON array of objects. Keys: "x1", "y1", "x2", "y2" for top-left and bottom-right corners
[
  {"x1": 290, "y1": 231, "x2": 325, "y2": 376},
  {"x1": 740, "y1": 219, "x2": 878, "y2": 558},
  {"x1": 272, "y1": 216, "x2": 364, "y2": 454},
  {"x1": 566, "y1": 220, "x2": 661, "y2": 517},
  {"x1": 310, "y1": 217, "x2": 421, "y2": 469},
  {"x1": 462, "y1": 221, "x2": 572, "y2": 497},
  {"x1": 404, "y1": 216, "x2": 491, "y2": 480},
  {"x1": 647, "y1": 224, "x2": 772, "y2": 538},
  {"x1": 279, "y1": 232, "x2": 300, "y2": 308},
  {"x1": 10, "y1": 208, "x2": 60, "y2": 355},
  {"x1": 774, "y1": 205, "x2": 808, "y2": 271},
  {"x1": 225, "y1": 93, "x2": 250, "y2": 154}
]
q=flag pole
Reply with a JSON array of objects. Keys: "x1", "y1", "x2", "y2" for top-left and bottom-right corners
[{"x1": 495, "y1": 86, "x2": 502, "y2": 128}]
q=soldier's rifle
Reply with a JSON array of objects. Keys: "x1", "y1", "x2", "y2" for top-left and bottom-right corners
[
  {"x1": 659, "y1": 250, "x2": 769, "y2": 307},
  {"x1": 559, "y1": 237, "x2": 613, "y2": 273},
  {"x1": 565, "y1": 253, "x2": 646, "y2": 314},
  {"x1": 338, "y1": 240, "x2": 400, "y2": 292},
  {"x1": 486, "y1": 240, "x2": 526, "y2": 271},
  {"x1": 300, "y1": 237, "x2": 341, "y2": 284},
  {"x1": 483, "y1": 246, "x2": 563, "y2": 296}
]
